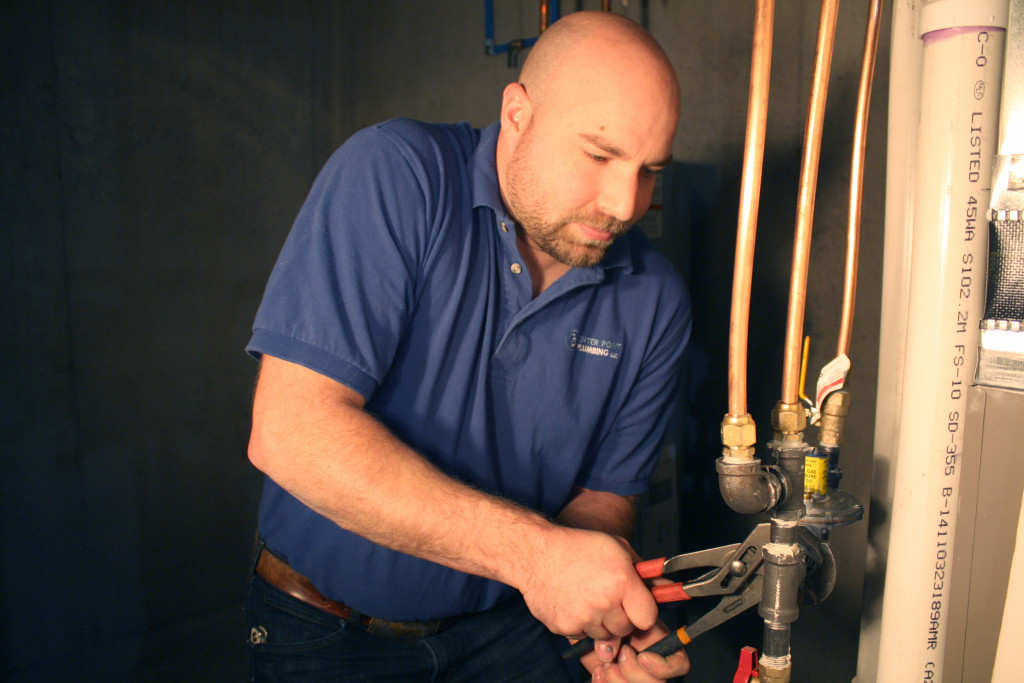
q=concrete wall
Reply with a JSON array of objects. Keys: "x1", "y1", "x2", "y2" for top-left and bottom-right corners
[{"x1": 1, "y1": 1, "x2": 889, "y2": 680}]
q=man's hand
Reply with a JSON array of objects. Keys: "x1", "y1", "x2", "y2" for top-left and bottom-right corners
[
  {"x1": 517, "y1": 526, "x2": 659, "y2": 641},
  {"x1": 581, "y1": 622, "x2": 691, "y2": 682}
]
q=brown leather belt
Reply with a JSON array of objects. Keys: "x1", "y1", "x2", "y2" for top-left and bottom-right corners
[{"x1": 255, "y1": 546, "x2": 456, "y2": 639}]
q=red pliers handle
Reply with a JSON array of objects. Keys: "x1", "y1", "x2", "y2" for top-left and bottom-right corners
[{"x1": 562, "y1": 523, "x2": 771, "y2": 661}]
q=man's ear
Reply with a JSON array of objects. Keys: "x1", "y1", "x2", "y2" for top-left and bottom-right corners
[{"x1": 499, "y1": 82, "x2": 532, "y2": 138}]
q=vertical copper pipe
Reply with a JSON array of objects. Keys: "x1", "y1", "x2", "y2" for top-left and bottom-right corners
[
  {"x1": 780, "y1": 0, "x2": 840, "y2": 405},
  {"x1": 602, "y1": 0, "x2": 611, "y2": 10},
  {"x1": 727, "y1": 0, "x2": 776, "y2": 418},
  {"x1": 540, "y1": 1, "x2": 550, "y2": 32},
  {"x1": 836, "y1": 0, "x2": 882, "y2": 358}
]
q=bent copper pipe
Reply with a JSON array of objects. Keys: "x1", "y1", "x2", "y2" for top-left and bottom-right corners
[
  {"x1": 780, "y1": 0, "x2": 840, "y2": 406},
  {"x1": 727, "y1": 0, "x2": 775, "y2": 419},
  {"x1": 837, "y1": 0, "x2": 883, "y2": 358}
]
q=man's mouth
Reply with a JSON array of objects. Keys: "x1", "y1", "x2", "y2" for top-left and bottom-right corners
[{"x1": 575, "y1": 222, "x2": 617, "y2": 242}]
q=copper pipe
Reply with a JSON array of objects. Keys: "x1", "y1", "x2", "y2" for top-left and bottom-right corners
[
  {"x1": 728, "y1": 0, "x2": 776, "y2": 418},
  {"x1": 780, "y1": 0, "x2": 840, "y2": 405},
  {"x1": 602, "y1": 0, "x2": 611, "y2": 10},
  {"x1": 836, "y1": 0, "x2": 882, "y2": 358},
  {"x1": 540, "y1": 1, "x2": 550, "y2": 32}
]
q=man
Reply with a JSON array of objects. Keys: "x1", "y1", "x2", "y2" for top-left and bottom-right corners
[{"x1": 246, "y1": 10, "x2": 692, "y2": 682}]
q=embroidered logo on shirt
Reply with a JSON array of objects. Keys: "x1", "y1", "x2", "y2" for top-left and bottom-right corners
[{"x1": 567, "y1": 329, "x2": 623, "y2": 360}]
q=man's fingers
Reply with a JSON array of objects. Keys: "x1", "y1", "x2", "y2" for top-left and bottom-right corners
[
  {"x1": 593, "y1": 637, "x2": 621, "y2": 664},
  {"x1": 603, "y1": 606, "x2": 636, "y2": 638},
  {"x1": 621, "y1": 578, "x2": 660, "y2": 632},
  {"x1": 596, "y1": 644, "x2": 691, "y2": 683},
  {"x1": 634, "y1": 646, "x2": 691, "y2": 679}
]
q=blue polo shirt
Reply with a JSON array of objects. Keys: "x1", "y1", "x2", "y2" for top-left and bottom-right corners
[{"x1": 247, "y1": 119, "x2": 692, "y2": 621}]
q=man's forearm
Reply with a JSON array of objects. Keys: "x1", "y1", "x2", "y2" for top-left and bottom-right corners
[
  {"x1": 557, "y1": 487, "x2": 638, "y2": 540},
  {"x1": 248, "y1": 354, "x2": 552, "y2": 588}
]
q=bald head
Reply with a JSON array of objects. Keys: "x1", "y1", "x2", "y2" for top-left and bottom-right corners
[{"x1": 518, "y1": 11, "x2": 679, "y2": 116}]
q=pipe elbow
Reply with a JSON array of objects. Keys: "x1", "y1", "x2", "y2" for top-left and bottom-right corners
[{"x1": 716, "y1": 456, "x2": 783, "y2": 515}]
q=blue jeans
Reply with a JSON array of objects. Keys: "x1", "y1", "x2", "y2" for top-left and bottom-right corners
[{"x1": 245, "y1": 558, "x2": 582, "y2": 682}]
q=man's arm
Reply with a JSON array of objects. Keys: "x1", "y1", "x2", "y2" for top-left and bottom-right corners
[
  {"x1": 247, "y1": 354, "x2": 658, "y2": 641},
  {"x1": 557, "y1": 487, "x2": 637, "y2": 539}
]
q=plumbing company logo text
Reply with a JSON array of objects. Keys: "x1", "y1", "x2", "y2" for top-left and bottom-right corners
[{"x1": 566, "y1": 329, "x2": 623, "y2": 360}]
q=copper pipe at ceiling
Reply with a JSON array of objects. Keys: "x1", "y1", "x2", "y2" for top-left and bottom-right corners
[
  {"x1": 836, "y1": 0, "x2": 883, "y2": 358},
  {"x1": 727, "y1": 0, "x2": 776, "y2": 418},
  {"x1": 780, "y1": 0, "x2": 840, "y2": 406}
]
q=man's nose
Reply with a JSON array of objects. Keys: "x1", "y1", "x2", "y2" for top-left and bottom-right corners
[{"x1": 597, "y1": 171, "x2": 642, "y2": 223}]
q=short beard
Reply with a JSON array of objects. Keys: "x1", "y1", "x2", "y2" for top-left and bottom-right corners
[
  {"x1": 504, "y1": 128, "x2": 632, "y2": 268},
  {"x1": 524, "y1": 212, "x2": 631, "y2": 268}
]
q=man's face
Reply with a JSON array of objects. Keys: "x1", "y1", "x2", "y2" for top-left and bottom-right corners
[{"x1": 501, "y1": 82, "x2": 676, "y2": 269}]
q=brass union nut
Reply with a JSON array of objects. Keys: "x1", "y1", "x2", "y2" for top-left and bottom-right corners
[
  {"x1": 772, "y1": 401, "x2": 807, "y2": 435},
  {"x1": 819, "y1": 390, "x2": 851, "y2": 447},
  {"x1": 721, "y1": 414, "x2": 757, "y2": 448},
  {"x1": 821, "y1": 389, "x2": 851, "y2": 417}
]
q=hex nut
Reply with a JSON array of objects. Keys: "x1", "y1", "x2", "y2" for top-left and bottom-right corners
[
  {"x1": 722, "y1": 422, "x2": 757, "y2": 448},
  {"x1": 772, "y1": 402, "x2": 807, "y2": 434}
]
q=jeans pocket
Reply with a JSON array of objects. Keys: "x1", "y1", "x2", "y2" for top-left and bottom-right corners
[{"x1": 246, "y1": 574, "x2": 351, "y2": 656}]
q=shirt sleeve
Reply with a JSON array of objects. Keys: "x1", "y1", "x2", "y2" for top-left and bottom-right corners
[{"x1": 247, "y1": 124, "x2": 437, "y2": 399}]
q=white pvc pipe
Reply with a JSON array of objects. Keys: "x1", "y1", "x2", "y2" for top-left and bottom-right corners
[
  {"x1": 873, "y1": 1, "x2": 1007, "y2": 681},
  {"x1": 855, "y1": 2, "x2": 923, "y2": 675}
]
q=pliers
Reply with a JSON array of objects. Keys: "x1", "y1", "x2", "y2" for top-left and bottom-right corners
[{"x1": 563, "y1": 522, "x2": 771, "y2": 659}]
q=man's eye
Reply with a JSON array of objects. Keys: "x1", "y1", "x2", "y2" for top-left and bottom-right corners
[{"x1": 587, "y1": 152, "x2": 608, "y2": 163}]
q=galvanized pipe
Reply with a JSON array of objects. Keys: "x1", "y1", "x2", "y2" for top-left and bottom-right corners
[{"x1": 758, "y1": 446, "x2": 807, "y2": 682}]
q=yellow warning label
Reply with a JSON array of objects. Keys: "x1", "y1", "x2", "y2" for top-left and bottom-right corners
[{"x1": 804, "y1": 454, "x2": 828, "y2": 496}]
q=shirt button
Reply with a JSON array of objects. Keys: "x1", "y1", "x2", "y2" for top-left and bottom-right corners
[
  {"x1": 510, "y1": 263, "x2": 522, "y2": 274},
  {"x1": 501, "y1": 221, "x2": 509, "y2": 232}
]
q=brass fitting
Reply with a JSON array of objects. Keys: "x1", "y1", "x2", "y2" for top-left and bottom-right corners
[
  {"x1": 772, "y1": 401, "x2": 807, "y2": 439},
  {"x1": 721, "y1": 413, "x2": 757, "y2": 453},
  {"x1": 758, "y1": 658, "x2": 792, "y2": 683},
  {"x1": 818, "y1": 390, "x2": 851, "y2": 448}
]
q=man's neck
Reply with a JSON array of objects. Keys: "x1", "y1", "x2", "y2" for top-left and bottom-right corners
[{"x1": 515, "y1": 228, "x2": 571, "y2": 298}]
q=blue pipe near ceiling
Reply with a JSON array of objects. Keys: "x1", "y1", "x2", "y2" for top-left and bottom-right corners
[{"x1": 484, "y1": 0, "x2": 561, "y2": 56}]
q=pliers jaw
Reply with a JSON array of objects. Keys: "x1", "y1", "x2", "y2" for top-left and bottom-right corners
[{"x1": 642, "y1": 522, "x2": 770, "y2": 600}]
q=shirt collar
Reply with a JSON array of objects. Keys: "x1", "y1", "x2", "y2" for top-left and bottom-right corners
[
  {"x1": 470, "y1": 122, "x2": 504, "y2": 214},
  {"x1": 469, "y1": 121, "x2": 634, "y2": 275}
]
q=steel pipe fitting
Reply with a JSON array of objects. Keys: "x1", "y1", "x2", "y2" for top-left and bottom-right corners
[
  {"x1": 716, "y1": 456, "x2": 783, "y2": 515},
  {"x1": 759, "y1": 537, "x2": 804, "y2": 628},
  {"x1": 774, "y1": 444, "x2": 809, "y2": 519}
]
